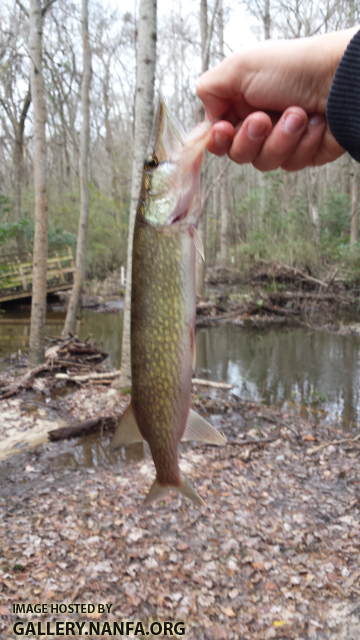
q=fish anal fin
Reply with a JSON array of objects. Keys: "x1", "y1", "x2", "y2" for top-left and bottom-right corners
[
  {"x1": 110, "y1": 403, "x2": 144, "y2": 451},
  {"x1": 190, "y1": 321, "x2": 196, "y2": 370},
  {"x1": 144, "y1": 475, "x2": 205, "y2": 507},
  {"x1": 182, "y1": 408, "x2": 226, "y2": 445}
]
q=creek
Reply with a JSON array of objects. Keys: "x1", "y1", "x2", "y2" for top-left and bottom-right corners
[{"x1": 1, "y1": 300, "x2": 360, "y2": 430}]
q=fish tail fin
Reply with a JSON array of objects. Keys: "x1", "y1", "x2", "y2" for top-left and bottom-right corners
[
  {"x1": 178, "y1": 475, "x2": 205, "y2": 507},
  {"x1": 144, "y1": 475, "x2": 205, "y2": 507}
]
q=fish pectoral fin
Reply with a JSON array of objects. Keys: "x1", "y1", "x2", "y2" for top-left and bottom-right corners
[
  {"x1": 110, "y1": 403, "x2": 144, "y2": 451},
  {"x1": 144, "y1": 475, "x2": 205, "y2": 507},
  {"x1": 192, "y1": 225, "x2": 205, "y2": 261},
  {"x1": 190, "y1": 321, "x2": 196, "y2": 370},
  {"x1": 182, "y1": 408, "x2": 227, "y2": 445}
]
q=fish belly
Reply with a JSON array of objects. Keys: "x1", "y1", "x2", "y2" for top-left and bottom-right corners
[{"x1": 131, "y1": 216, "x2": 195, "y2": 487}]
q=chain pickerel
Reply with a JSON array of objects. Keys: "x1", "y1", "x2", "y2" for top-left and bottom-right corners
[{"x1": 111, "y1": 96, "x2": 226, "y2": 506}]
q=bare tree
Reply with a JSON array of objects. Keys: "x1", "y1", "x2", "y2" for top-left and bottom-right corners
[
  {"x1": 350, "y1": 161, "x2": 359, "y2": 244},
  {"x1": 0, "y1": 4, "x2": 31, "y2": 254},
  {"x1": 196, "y1": 0, "x2": 220, "y2": 297},
  {"x1": 28, "y1": 0, "x2": 51, "y2": 365},
  {"x1": 62, "y1": 0, "x2": 91, "y2": 336},
  {"x1": 218, "y1": 0, "x2": 229, "y2": 266},
  {"x1": 119, "y1": 0, "x2": 157, "y2": 387}
]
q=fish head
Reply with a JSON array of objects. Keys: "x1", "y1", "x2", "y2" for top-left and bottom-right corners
[{"x1": 140, "y1": 95, "x2": 211, "y2": 231}]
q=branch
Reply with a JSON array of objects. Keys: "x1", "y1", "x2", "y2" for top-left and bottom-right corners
[
  {"x1": 203, "y1": 0, "x2": 221, "y2": 71},
  {"x1": 19, "y1": 85, "x2": 31, "y2": 131},
  {"x1": 202, "y1": 158, "x2": 231, "y2": 208},
  {"x1": 15, "y1": 0, "x2": 29, "y2": 17},
  {"x1": 41, "y1": 0, "x2": 57, "y2": 17}
]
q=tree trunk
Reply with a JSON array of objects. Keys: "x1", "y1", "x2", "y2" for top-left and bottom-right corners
[
  {"x1": 14, "y1": 87, "x2": 31, "y2": 256},
  {"x1": 62, "y1": 0, "x2": 91, "y2": 337},
  {"x1": 196, "y1": 0, "x2": 211, "y2": 298},
  {"x1": 29, "y1": 0, "x2": 49, "y2": 366},
  {"x1": 264, "y1": 0, "x2": 270, "y2": 39},
  {"x1": 351, "y1": 162, "x2": 359, "y2": 244},
  {"x1": 119, "y1": 0, "x2": 157, "y2": 387},
  {"x1": 307, "y1": 167, "x2": 320, "y2": 243},
  {"x1": 220, "y1": 156, "x2": 229, "y2": 265},
  {"x1": 218, "y1": 0, "x2": 229, "y2": 267}
]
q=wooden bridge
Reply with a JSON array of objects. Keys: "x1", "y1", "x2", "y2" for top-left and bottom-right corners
[{"x1": 0, "y1": 246, "x2": 75, "y2": 303}]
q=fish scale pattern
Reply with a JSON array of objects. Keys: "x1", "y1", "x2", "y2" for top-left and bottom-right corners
[{"x1": 131, "y1": 215, "x2": 192, "y2": 487}]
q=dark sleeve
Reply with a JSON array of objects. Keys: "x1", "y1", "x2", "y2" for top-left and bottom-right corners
[{"x1": 326, "y1": 29, "x2": 360, "y2": 162}]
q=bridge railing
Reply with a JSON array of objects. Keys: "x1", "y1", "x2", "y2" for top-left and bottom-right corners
[{"x1": 0, "y1": 246, "x2": 75, "y2": 302}]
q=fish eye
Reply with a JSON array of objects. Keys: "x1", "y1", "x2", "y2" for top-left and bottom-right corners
[{"x1": 145, "y1": 154, "x2": 159, "y2": 170}]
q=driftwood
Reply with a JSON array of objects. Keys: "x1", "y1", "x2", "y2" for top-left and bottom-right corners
[
  {"x1": 0, "y1": 363, "x2": 51, "y2": 399},
  {"x1": 0, "y1": 336, "x2": 109, "y2": 399},
  {"x1": 49, "y1": 416, "x2": 117, "y2": 442},
  {"x1": 55, "y1": 370, "x2": 121, "y2": 383},
  {"x1": 192, "y1": 378, "x2": 233, "y2": 389},
  {"x1": 307, "y1": 433, "x2": 360, "y2": 455},
  {"x1": 196, "y1": 308, "x2": 242, "y2": 325}
]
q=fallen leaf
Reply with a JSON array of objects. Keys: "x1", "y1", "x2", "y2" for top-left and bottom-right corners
[{"x1": 220, "y1": 606, "x2": 236, "y2": 617}]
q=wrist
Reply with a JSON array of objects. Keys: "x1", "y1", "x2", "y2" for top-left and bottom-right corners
[{"x1": 317, "y1": 27, "x2": 359, "y2": 109}]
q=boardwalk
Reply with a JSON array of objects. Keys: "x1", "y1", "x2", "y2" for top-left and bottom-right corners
[{"x1": 0, "y1": 247, "x2": 75, "y2": 303}]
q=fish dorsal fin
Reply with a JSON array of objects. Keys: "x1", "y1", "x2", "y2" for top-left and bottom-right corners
[
  {"x1": 110, "y1": 403, "x2": 144, "y2": 451},
  {"x1": 182, "y1": 408, "x2": 226, "y2": 445},
  {"x1": 144, "y1": 475, "x2": 205, "y2": 507},
  {"x1": 192, "y1": 226, "x2": 205, "y2": 261}
]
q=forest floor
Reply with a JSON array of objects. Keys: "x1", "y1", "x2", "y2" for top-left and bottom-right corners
[
  {"x1": 0, "y1": 380, "x2": 360, "y2": 639},
  {"x1": 1, "y1": 260, "x2": 360, "y2": 638}
]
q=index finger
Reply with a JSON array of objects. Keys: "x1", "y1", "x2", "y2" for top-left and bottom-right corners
[{"x1": 196, "y1": 55, "x2": 241, "y2": 120}]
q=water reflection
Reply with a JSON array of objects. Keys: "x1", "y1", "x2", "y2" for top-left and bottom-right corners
[
  {"x1": 55, "y1": 434, "x2": 145, "y2": 468},
  {"x1": 195, "y1": 325, "x2": 360, "y2": 429}
]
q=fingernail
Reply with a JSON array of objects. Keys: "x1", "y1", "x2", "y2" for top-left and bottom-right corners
[
  {"x1": 309, "y1": 113, "x2": 325, "y2": 126},
  {"x1": 247, "y1": 120, "x2": 267, "y2": 140},
  {"x1": 284, "y1": 113, "x2": 305, "y2": 135},
  {"x1": 214, "y1": 131, "x2": 230, "y2": 146}
]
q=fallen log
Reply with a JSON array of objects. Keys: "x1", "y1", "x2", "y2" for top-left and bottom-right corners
[
  {"x1": 192, "y1": 378, "x2": 233, "y2": 389},
  {"x1": 55, "y1": 370, "x2": 121, "y2": 383},
  {"x1": 48, "y1": 416, "x2": 118, "y2": 441}
]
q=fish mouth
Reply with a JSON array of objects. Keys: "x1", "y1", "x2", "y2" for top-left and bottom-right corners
[{"x1": 150, "y1": 94, "x2": 211, "y2": 229}]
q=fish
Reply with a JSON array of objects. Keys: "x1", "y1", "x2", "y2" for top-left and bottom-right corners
[{"x1": 111, "y1": 96, "x2": 226, "y2": 506}]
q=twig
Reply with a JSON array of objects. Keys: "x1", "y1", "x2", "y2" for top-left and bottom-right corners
[{"x1": 226, "y1": 437, "x2": 276, "y2": 446}]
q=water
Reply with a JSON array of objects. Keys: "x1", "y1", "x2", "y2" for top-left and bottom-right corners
[
  {"x1": 0, "y1": 302, "x2": 123, "y2": 371},
  {"x1": 1, "y1": 301, "x2": 360, "y2": 429},
  {"x1": 196, "y1": 324, "x2": 360, "y2": 429}
]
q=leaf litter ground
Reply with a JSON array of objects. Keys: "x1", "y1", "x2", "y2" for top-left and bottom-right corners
[{"x1": 0, "y1": 385, "x2": 360, "y2": 639}]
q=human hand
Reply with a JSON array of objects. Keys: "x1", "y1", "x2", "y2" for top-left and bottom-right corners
[{"x1": 196, "y1": 28, "x2": 358, "y2": 171}]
